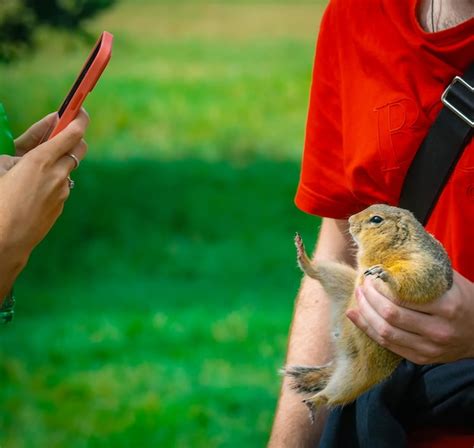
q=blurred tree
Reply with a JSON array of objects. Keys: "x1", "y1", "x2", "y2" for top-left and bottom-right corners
[
  {"x1": 0, "y1": 0, "x2": 35, "y2": 62},
  {"x1": 0, "y1": 0, "x2": 116, "y2": 63}
]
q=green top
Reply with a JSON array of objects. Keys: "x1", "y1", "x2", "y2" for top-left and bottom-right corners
[
  {"x1": 0, "y1": 103, "x2": 16, "y2": 323},
  {"x1": 0, "y1": 103, "x2": 15, "y2": 156}
]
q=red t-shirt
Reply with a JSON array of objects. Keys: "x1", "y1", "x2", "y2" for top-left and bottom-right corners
[
  {"x1": 295, "y1": 0, "x2": 474, "y2": 280},
  {"x1": 295, "y1": 0, "x2": 474, "y2": 445}
]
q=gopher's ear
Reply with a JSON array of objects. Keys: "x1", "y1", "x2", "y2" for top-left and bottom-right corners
[{"x1": 395, "y1": 217, "x2": 410, "y2": 245}]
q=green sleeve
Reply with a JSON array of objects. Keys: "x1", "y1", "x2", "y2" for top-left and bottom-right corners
[{"x1": 0, "y1": 104, "x2": 16, "y2": 156}]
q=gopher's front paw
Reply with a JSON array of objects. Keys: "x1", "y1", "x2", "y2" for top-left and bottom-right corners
[
  {"x1": 364, "y1": 265, "x2": 388, "y2": 281},
  {"x1": 294, "y1": 232, "x2": 305, "y2": 259}
]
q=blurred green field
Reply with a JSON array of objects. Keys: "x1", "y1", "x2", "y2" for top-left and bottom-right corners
[{"x1": 0, "y1": 1, "x2": 326, "y2": 446}]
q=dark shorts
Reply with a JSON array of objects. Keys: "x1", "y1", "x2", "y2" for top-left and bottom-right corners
[{"x1": 319, "y1": 360, "x2": 474, "y2": 448}]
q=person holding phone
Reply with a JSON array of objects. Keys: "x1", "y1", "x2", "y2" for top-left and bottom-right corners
[
  {"x1": 0, "y1": 31, "x2": 112, "y2": 323},
  {"x1": 0, "y1": 107, "x2": 89, "y2": 321}
]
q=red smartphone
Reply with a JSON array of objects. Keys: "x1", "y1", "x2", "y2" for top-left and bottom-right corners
[{"x1": 45, "y1": 31, "x2": 113, "y2": 140}]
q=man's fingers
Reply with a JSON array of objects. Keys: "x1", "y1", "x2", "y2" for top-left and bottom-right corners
[
  {"x1": 348, "y1": 288, "x2": 423, "y2": 349},
  {"x1": 345, "y1": 307, "x2": 439, "y2": 363},
  {"x1": 361, "y1": 278, "x2": 461, "y2": 345},
  {"x1": 14, "y1": 112, "x2": 58, "y2": 155},
  {"x1": 363, "y1": 280, "x2": 458, "y2": 345},
  {"x1": 361, "y1": 280, "x2": 431, "y2": 333}
]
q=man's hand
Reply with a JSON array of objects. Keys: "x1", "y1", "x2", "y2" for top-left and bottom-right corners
[{"x1": 347, "y1": 271, "x2": 474, "y2": 364}]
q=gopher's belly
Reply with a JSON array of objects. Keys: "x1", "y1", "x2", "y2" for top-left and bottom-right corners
[{"x1": 334, "y1": 293, "x2": 401, "y2": 387}]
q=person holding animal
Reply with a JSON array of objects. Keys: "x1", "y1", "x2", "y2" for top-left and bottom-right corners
[
  {"x1": 269, "y1": 0, "x2": 474, "y2": 446},
  {"x1": 0, "y1": 106, "x2": 89, "y2": 322}
]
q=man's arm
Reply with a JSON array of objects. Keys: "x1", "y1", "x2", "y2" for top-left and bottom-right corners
[{"x1": 269, "y1": 217, "x2": 355, "y2": 447}]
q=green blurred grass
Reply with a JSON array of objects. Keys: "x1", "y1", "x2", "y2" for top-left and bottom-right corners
[{"x1": 0, "y1": 1, "x2": 325, "y2": 446}]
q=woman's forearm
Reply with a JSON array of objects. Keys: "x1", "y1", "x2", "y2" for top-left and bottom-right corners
[{"x1": 0, "y1": 238, "x2": 29, "y2": 305}]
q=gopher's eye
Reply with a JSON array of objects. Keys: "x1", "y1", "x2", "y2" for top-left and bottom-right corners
[{"x1": 369, "y1": 215, "x2": 384, "y2": 224}]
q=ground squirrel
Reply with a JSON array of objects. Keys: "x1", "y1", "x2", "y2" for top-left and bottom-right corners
[{"x1": 285, "y1": 204, "x2": 453, "y2": 411}]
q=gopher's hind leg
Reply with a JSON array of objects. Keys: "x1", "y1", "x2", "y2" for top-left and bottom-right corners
[
  {"x1": 304, "y1": 355, "x2": 366, "y2": 407},
  {"x1": 305, "y1": 352, "x2": 397, "y2": 408}
]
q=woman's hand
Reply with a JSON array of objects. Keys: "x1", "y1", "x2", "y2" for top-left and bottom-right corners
[
  {"x1": 0, "y1": 109, "x2": 89, "y2": 301},
  {"x1": 0, "y1": 109, "x2": 89, "y2": 260},
  {"x1": 0, "y1": 155, "x2": 20, "y2": 176},
  {"x1": 0, "y1": 111, "x2": 55, "y2": 177},
  {"x1": 346, "y1": 271, "x2": 474, "y2": 364},
  {"x1": 14, "y1": 112, "x2": 58, "y2": 156}
]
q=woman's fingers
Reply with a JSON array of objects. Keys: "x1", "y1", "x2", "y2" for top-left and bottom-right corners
[
  {"x1": 56, "y1": 139, "x2": 88, "y2": 175},
  {"x1": 24, "y1": 108, "x2": 89, "y2": 166},
  {"x1": 38, "y1": 109, "x2": 89, "y2": 163},
  {"x1": 14, "y1": 112, "x2": 58, "y2": 155},
  {"x1": 0, "y1": 155, "x2": 21, "y2": 174}
]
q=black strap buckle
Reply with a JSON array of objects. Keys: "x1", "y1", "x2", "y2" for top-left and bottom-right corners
[{"x1": 441, "y1": 76, "x2": 474, "y2": 127}]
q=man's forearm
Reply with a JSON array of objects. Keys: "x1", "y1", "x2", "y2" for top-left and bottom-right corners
[
  {"x1": 269, "y1": 276, "x2": 333, "y2": 447},
  {"x1": 269, "y1": 218, "x2": 354, "y2": 447}
]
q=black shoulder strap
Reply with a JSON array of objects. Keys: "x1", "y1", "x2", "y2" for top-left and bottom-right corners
[{"x1": 398, "y1": 62, "x2": 474, "y2": 225}]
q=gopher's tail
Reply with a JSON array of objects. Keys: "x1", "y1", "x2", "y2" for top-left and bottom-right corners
[{"x1": 283, "y1": 364, "x2": 333, "y2": 394}]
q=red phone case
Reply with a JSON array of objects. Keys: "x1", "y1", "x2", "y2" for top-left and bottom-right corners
[{"x1": 48, "y1": 31, "x2": 113, "y2": 140}]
